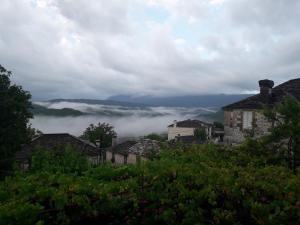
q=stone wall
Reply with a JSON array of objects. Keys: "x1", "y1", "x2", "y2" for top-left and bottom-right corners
[
  {"x1": 168, "y1": 127, "x2": 195, "y2": 140},
  {"x1": 254, "y1": 111, "x2": 272, "y2": 137},
  {"x1": 104, "y1": 150, "x2": 141, "y2": 164},
  {"x1": 129, "y1": 139, "x2": 160, "y2": 158},
  {"x1": 224, "y1": 109, "x2": 272, "y2": 144},
  {"x1": 224, "y1": 109, "x2": 243, "y2": 144},
  {"x1": 168, "y1": 127, "x2": 211, "y2": 141},
  {"x1": 114, "y1": 153, "x2": 125, "y2": 164},
  {"x1": 127, "y1": 153, "x2": 137, "y2": 164}
]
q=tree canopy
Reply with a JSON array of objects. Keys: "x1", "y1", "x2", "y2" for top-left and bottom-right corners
[
  {"x1": 0, "y1": 65, "x2": 32, "y2": 178},
  {"x1": 194, "y1": 128, "x2": 207, "y2": 141},
  {"x1": 144, "y1": 133, "x2": 166, "y2": 142},
  {"x1": 81, "y1": 122, "x2": 117, "y2": 148},
  {"x1": 264, "y1": 95, "x2": 300, "y2": 173}
]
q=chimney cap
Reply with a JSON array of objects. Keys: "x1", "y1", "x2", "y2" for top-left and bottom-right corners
[{"x1": 259, "y1": 79, "x2": 274, "y2": 88}]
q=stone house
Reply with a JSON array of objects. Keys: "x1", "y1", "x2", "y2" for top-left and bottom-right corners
[
  {"x1": 223, "y1": 78, "x2": 300, "y2": 144},
  {"x1": 16, "y1": 133, "x2": 100, "y2": 169},
  {"x1": 167, "y1": 119, "x2": 213, "y2": 141},
  {"x1": 16, "y1": 133, "x2": 153, "y2": 168},
  {"x1": 106, "y1": 141, "x2": 139, "y2": 164},
  {"x1": 106, "y1": 139, "x2": 160, "y2": 164}
]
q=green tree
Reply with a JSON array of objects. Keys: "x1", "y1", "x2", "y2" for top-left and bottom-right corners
[
  {"x1": 194, "y1": 128, "x2": 207, "y2": 141},
  {"x1": 213, "y1": 121, "x2": 224, "y2": 129},
  {"x1": 30, "y1": 145, "x2": 89, "y2": 174},
  {"x1": 144, "y1": 133, "x2": 166, "y2": 142},
  {"x1": 264, "y1": 95, "x2": 300, "y2": 173},
  {"x1": 0, "y1": 65, "x2": 32, "y2": 178},
  {"x1": 27, "y1": 125, "x2": 43, "y2": 140},
  {"x1": 81, "y1": 122, "x2": 116, "y2": 148}
]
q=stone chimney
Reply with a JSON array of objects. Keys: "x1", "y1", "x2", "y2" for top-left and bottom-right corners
[
  {"x1": 259, "y1": 79, "x2": 274, "y2": 97},
  {"x1": 112, "y1": 137, "x2": 117, "y2": 147},
  {"x1": 173, "y1": 120, "x2": 177, "y2": 128}
]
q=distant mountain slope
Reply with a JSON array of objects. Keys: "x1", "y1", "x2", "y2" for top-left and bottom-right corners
[
  {"x1": 107, "y1": 94, "x2": 253, "y2": 108},
  {"x1": 49, "y1": 99, "x2": 148, "y2": 108},
  {"x1": 32, "y1": 104, "x2": 85, "y2": 117},
  {"x1": 199, "y1": 110, "x2": 224, "y2": 123},
  {"x1": 32, "y1": 101, "x2": 170, "y2": 117}
]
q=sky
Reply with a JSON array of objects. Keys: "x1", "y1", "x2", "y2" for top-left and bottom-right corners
[{"x1": 0, "y1": 0, "x2": 300, "y2": 99}]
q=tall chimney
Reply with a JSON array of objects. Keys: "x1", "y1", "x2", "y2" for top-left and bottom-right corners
[
  {"x1": 259, "y1": 79, "x2": 274, "y2": 97},
  {"x1": 112, "y1": 136, "x2": 117, "y2": 147},
  {"x1": 173, "y1": 120, "x2": 177, "y2": 128}
]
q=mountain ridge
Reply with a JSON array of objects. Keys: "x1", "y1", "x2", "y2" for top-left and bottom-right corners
[
  {"x1": 107, "y1": 94, "x2": 253, "y2": 108},
  {"x1": 48, "y1": 98, "x2": 149, "y2": 108}
]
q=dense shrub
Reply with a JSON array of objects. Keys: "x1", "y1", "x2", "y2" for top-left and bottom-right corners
[
  {"x1": 1, "y1": 144, "x2": 300, "y2": 224},
  {"x1": 29, "y1": 145, "x2": 90, "y2": 174}
]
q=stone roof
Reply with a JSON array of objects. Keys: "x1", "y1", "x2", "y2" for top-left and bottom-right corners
[
  {"x1": 110, "y1": 139, "x2": 160, "y2": 158},
  {"x1": 110, "y1": 141, "x2": 138, "y2": 156},
  {"x1": 168, "y1": 119, "x2": 213, "y2": 128},
  {"x1": 129, "y1": 139, "x2": 160, "y2": 158},
  {"x1": 16, "y1": 133, "x2": 99, "y2": 161},
  {"x1": 223, "y1": 78, "x2": 300, "y2": 110}
]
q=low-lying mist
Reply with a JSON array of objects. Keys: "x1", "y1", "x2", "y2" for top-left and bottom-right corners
[{"x1": 31, "y1": 101, "x2": 216, "y2": 137}]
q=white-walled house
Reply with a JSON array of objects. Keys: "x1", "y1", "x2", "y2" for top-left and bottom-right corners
[{"x1": 167, "y1": 119, "x2": 213, "y2": 141}]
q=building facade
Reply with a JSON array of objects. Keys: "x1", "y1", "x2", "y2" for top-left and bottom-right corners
[
  {"x1": 168, "y1": 119, "x2": 213, "y2": 141},
  {"x1": 223, "y1": 78, "x2": 300, "y2": 144},
  {"x1": 16, "y1": 134, "x2": 152, "y2": 168}
]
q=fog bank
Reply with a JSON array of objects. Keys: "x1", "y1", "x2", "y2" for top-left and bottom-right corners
[
  {"x1": 31, "y1": 102, "x2": 214, "y2": 137},
  {"x1": 31, "y1": 114, "x2": 179, "y2": 137}
]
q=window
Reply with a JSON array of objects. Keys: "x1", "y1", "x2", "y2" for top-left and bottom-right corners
[
  {"x1": 229, "y1": 111, "x2": 233, "y2": 128},
  {"x1": 243, "y1": 111, "x2": 253, "y2": 129}
]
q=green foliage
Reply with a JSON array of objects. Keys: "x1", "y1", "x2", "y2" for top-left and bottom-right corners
[
  {"x1": 213, "y1": 121, "x2": 224, "y2": 129},
  {"x1": 27, "y1": 126, "x2": 43, "y2": 140},
  {"x1": 30, "y1": 145, "x2": 89, "y2": 174},
  {"x1": 3, "y1": 144, "x2": 300, "y2": 224},
  {"x1": 144, "y1": 133, "x2": 166, "y2": 142},
  {"x1": 0, "y1": 65, "x2": 32, "y2": 178},
  {"x1": 263, "y1": 96, "x2": 300, "y2": 172},
  {"x1": 194, "y1": 128, "x2": 207, "y2": 141},
  {"x1": 81, "y1": 122, "x2": 117, "y2": 148}
]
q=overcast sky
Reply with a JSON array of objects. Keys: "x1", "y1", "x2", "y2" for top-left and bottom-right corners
[{"x1": 0, "y1": 0, "x2": 299, "y2": 99}]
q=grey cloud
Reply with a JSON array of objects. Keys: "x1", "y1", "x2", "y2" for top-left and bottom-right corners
[
  {"x1": 52, "y1": 0, "x2": 132, "y2": 35},
  {"x1": 0, "y1": 0, "x2": 299, "y2": 99},
  {"x1": 228, "y1": 0, "x2": 300, "y2": 32}
]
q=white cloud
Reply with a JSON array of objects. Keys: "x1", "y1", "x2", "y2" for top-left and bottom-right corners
[{"x1": 0, "y1": 0, "x2": 299, "y2": 99}]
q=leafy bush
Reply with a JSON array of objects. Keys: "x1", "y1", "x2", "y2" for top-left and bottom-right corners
[
  {"x1": 30, "y1": 145, "x2": 89, "y2": 174},
  {"x1": 194, "y1": 128, "x2": 207, "y2": 141},
  {"x1": 144, "y1": 133, "x2": 167, "y2": 142},
  {"x1": 1, "y1": 144, "x2": 300, "y2": 224},
  {"x1": 81, "y1": 123, "x2": 116, "y2": 148}
]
